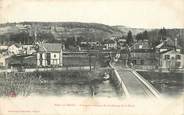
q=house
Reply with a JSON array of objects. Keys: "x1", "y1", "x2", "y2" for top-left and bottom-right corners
[
  {"x1": 156, "y1": 37, "x2": 184, "y2": 70},
  {"x1": 130, "y1": 40, "x2": 156, "y2": 69},
  {"x1": 0, "y1": 55, "x2": 11, "y2": 67},
  {"x1": 156, "y1": 37, "x2": 182, "y2": 53},
  {"x1": 118, "y1": 38, "x2": 126, "y2": 45},
  {"x1": 159, "y1": 49, "x2": 184, "y2": 70},
  {"x1": 88, "y1": 41, "x2": 100, "y2": 47},
  {"x1": 22, "y1": 45, "x2": 36, "y2": 55},
  {"x1": 37, "y1": 43, "x2": 63, "y2": 67},
  {"x1": 8, "y1": 44, "x2": 23, "y2": 55},
  {"x1": 0, "y1": 45, "x2": 8, "y2": 56},
  {"x1": 103, "y1": 39, "x2": 117, "y2": 50},
  {"x1": 0, "y1": 45, "x2": 8, "y2": 50},
  {"x1": 16, "y1": 24, "x2": 31, "y2": 31},
  {"x1": 117, "y1": 38, "x2": 126, "y2": 49}
]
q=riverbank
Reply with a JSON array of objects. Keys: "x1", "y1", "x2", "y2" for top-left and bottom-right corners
[{"x1": 0, "y1": 68, "x2": 117, "y2": 97}]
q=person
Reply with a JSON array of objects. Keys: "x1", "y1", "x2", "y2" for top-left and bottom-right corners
[
  {"x1": 130, "y1": 62, "x2": 133, "y2": 68},
  {"x1": 103, "y1": 72, "x2": 110, "y2": 80}
]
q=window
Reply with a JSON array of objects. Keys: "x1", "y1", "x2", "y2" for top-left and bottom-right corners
[
  {"x1": 40, "y1": 53, "x2": 42, "y2": 59},
  {"x1": 54, "y1": 54, "x2": 56, "y2": 58},
  {"x1": 164, "y1": 55, "x2": 170, "y2": 60},
  {"x1": 176, "y1": 62, "x2": 181, "y2": 68},
  {"x1": 176, "y1": 55, "x2": 181, "y2": 60},
  {"x1": 46, "y1": 53, "x2": 51, "y2": 65},
  {"x1": 141, "y1": 60, "x2": 144, "y2": 65},
  {"x1": 132, "y1": 60, "x2": 136, "y2": 65}
]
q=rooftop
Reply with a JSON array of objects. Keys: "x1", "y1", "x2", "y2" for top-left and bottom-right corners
[
  {"x1": 131, "y1": 40, "x2": 152, "y2": 50},
  {"x1": 156, "y1": 37, "x2": 182, "y2": 49},
  {"x1": 103, "y1": 39, "x2": 116, "y2": 44},
  {"x1": 38, "y1": 43, "x2": 62, "y2": 52}
]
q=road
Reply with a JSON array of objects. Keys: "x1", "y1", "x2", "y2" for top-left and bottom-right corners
[{"x1": 114, "y1": 67, "x2": 159, "y2": 97}]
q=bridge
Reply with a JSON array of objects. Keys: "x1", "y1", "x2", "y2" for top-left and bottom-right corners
[{"x1": 110, "y1": 65, "x2": 160, "y2": 98}]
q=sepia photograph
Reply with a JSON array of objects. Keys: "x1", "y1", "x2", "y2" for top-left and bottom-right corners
[{"x1": 0, "y1": 0, "x2": 184, "y2": 115}]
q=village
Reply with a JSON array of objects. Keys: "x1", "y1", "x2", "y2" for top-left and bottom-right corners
[
  {"x1": 0, "y1": 22, "x2": 184, "y2": 98},
  {"x1": 0, "y1": 26, "x2": 184, "y2": 73}
]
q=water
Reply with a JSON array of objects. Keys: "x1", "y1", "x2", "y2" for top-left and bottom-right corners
[
  {"x1": 30, "y1": 80, "x2": 118, "y2": 97},
  {"x1": 32, "y1": 83, "x2": 91, "y2": 96},
  {"x1": 0, "y1": 71, "x2": 118, "y2": 97},
  {"x1": 138, "y1": 71, "x2": 184, "y2": 97}
]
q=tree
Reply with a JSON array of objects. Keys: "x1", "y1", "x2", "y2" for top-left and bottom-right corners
[
  {"x1": 37, "y1": 32, "x2": 55, "y2": 43},
  {"x1": 76, "y1": 36, "x2": 85, "y2": 46},
  {"x1": 126, "y1": 31, "x2": 133, "y2": 46},
  {"x1": 136, "y1": 33, "x2": 143, "y2": 41},
  {"x1": 65, "y1": 37, "x2": 76, "y2": 49},
  {"x1": 159, "y1": 27, "x2": 167, "y2": 41},
  {"x1": 142, "y1": 30, "x2": 149, "y2": 40},
  {"x1": 136, "y1": 30, "x2": 149, "y2": 41},
  {"x1": 9, "y1": 32, "x2": 34, "y2": 44}
]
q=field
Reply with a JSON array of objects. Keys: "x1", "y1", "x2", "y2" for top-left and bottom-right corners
[{"x1": 63, "y1": 55, "x2": 97, "y2": 66}]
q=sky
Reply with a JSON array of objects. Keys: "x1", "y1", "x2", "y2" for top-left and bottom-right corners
[{"x1": 0, "y1": 0, "x2": 184, "y2": 28}]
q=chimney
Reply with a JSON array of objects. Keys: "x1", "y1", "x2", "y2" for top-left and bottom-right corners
[{"x1": 174, "y1": 37, "x2": 177, "y2": 50}]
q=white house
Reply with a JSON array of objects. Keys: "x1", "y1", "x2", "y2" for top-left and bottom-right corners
[
  {"x1": 0, "y1": 55, "x2": 11, "y2": 67},
  {"x1": 22, "y1": 45, "x2": 36, "y2": 55},
  {"x1": 103, "y1": 39, "x2": 117, "y2": 50},
  {"x1": 0, "y1": 45, "x2": 8, "y2": 50},
  {"x1": 159, "y1": 50, "x2": 184, "y2": 69},
  {"x1": 8, "y1": 44, "x2": 23, "y2": 55},
  {"x1": 37, "y1": 43, "x2": 63, "y2": 67}
]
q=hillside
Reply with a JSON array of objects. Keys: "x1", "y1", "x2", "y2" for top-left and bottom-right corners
[
  {"x1": 112, "y1": 25, "x2": 151, "y2": 35},
  {"x1": 0, "y1": 22, "x2": 184, "y2": 47},
  {"x1": 0, "y1": 22, "x2": 124, "y2": 44}
]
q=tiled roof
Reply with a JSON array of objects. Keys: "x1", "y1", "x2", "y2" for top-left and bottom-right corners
[
  {"x1": 38, "y1": 43, "x2": 62, "y2": 52},
  {"x1": 156, "y1": 38, "x2": 182, "y2": 49},
  {"x1": 11, "y1": 43, "x2": 22, "y2": 48},
  {"x1": 103, "y1": 39, "x2": 116, "y2": 44},
  {"x1": 131, "y1": 41, "x2": 151, "y2": 50}
]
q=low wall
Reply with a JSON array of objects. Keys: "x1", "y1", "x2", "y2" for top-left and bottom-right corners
[{"x1": 110, "y1": 69, "x2": 126, "y2": 96}]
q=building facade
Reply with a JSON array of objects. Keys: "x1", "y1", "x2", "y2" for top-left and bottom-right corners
[
  {"x1": 103, "y1": 39, "x2": 117, "y2": 50},
  {"x1": 37, "y1": 43, "x2": 63, "y2": 67},
  {"x1": 159, "y1": 50, "x2": 184, "y2": 69},
  {"x1": 130, "y1": 40, "x2": 156, "y2": 69},
  {"x1": 8, "y1": 44, "x2": 23, "y2": 55}
]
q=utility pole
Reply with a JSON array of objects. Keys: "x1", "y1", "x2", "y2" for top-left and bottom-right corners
[{"x1": 89, "y1": 52, "x2": 92, "y2": 71}]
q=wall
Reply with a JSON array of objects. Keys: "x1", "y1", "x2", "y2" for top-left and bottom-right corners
[
  {"x1": 37, "y1": 52, "x2": 62, "y2": 67},
  {"x1": 161, "y1": 51, "x2": 184, "y2": 69}
]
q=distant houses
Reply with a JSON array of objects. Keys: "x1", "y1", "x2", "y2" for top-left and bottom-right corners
[
  {"x1": 37, "y1": 43, "x2": 63, "y2": 67},
  {"x1": 127, "y1": 37, "x2": 184, "y2": 71},
  {"x1": 0, "y1": 30, "x2": 184, "y2": 72},
  {"x1": 7, "y1": 44, "x2": 36, "y2": 55},
  {"x1": 117, "y1": 38, "x2": 127, "y2": 49},
  {"x1": 0, "y1": 43, "x2": 63, "y2": 68},
  {"x1": 22, "y1": 45, "x2": 36, "y2": 55},
  {"x1": 102, "y1": 39, "x2": 117, "y2": 50},
  {"x1": 0, "y1": 45, "x2": 8, "y2": 50},
  {"x1": 80, "y1": 41, "x2": 100, "y2": 48},
  {"x1": 8, "y1": 44, "x2": 23, "y2": 55},
  {"x1": 0, "y1": 55, "x2": 11, "y2": 67},
  {"x1": 130, "y1": 40, "x2": 156, "y2": 69}
]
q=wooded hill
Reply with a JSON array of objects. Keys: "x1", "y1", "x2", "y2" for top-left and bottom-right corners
[{"x1": 0, "y1": 22, "x2": 183, "y2": 48}]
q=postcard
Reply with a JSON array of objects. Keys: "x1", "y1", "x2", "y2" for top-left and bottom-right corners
[{"x1": 0, "y1": 0, "x2": 183, "y2": 115}]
